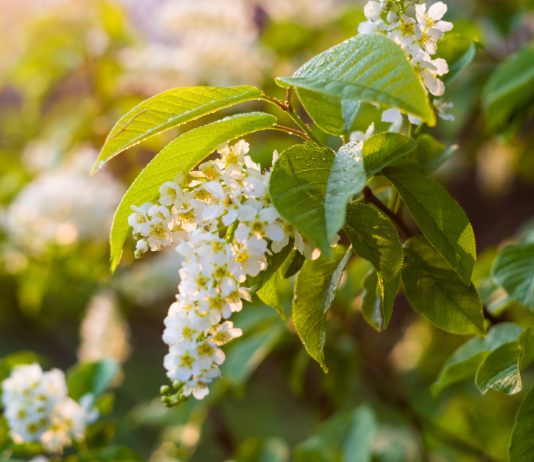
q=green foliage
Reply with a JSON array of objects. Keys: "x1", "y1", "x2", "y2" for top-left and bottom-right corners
[
  {"x1": 432, "y1": 323, "x2": 522, "y2": 394},
  {"x1": 363, "y1": 133, "x2": 417, "y2": 177},
  {"x1": 93, "y1": 85, "x2": 263, "y2": 172},
  {"x1": 492, "y1": 242, "x2": 534, "y2": 310},
  {"x1": 67, "y1": 359, "x2": 119, "y2": 400},
  {"x1": 110, "y1": 112, "x2": 277, "y2": 269},
  {"x1": 325, "y1": 133, "x2": 415, "y2": 242},
  {"x1": 293, "y1": 246, "x2": 350, "y2": 372},
  {"x1": 402, "y1": 237, "x2": 484, "y2": 335},
  {"x1": 510, "y1": 385, "x2": 534, "y2": 461},
  {"x1": 269, "y1": 142, "x2": 334, "y2": 253},
  {"x1": 277, "y1": 34, "x2": 435, "y2": 126},
  {"x1": 482, "y1": 45, "x2": 534, "y2": 131},
  {"x1": 294, "y1": 406, "x2": 376, "y2": 462},
  {"x1": 345, "y1": 203, "x2": 403, "y2": 330},
  {"x1": 475, "y1": 327, "x2": 534, "y2": 395},
  {"x1": 385, "y1": 167, "x2": 476, "y2": 284}
]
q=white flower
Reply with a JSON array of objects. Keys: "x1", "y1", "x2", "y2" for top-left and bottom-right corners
[{"x1": 1, "y1": 364, "x2": 95, "y2": 453}]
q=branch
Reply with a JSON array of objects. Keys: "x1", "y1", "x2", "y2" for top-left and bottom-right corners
[{"x1": 362, "y1": 187, "x2": 413, "y2": 237}]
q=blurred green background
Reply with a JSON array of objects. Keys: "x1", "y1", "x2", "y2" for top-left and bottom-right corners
[{"x1": 0, "y1": 0, "x2": 533, "y2": 460}]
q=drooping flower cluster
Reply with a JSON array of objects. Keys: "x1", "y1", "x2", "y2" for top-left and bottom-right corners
[
  {"x1": 358, "y1": 0, "x2": 454, "y2": 124},
  {"x1": 128, "y1": 141, "x2": 295, "y2": 400},
  {"x1": 1, "y1": 364, "x2": 96, "y2": 453}
]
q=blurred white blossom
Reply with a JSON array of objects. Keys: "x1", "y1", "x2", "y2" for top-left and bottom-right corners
[
  {"x1": 78, "y1": 291, "x2": 131, "y2": 366},
  {"x1": 1, "y1": 364, "x2": 96, "y2": 453},
  {"x1": 5, "y1": 147, "x2": 123, "y2": 254},
  {"x1": 119, "y1": 0, "x2": 271, "y2": 92}
]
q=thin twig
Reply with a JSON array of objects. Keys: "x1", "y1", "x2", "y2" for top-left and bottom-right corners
[{"x1": 273, "y1": 124, "x2": 310, "y2": 140}]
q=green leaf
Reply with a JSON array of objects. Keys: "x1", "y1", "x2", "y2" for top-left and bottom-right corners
[
  {"x1": 432, "y1": 323, "x2": 522, "y2": 395},
  {"x1": 345, "y1": 203, "x2": 403, "y2": 330},
  {"x1": 402, "y1": 236, "x2": 484, "y2": 335},
  {"x1": 325, "y1": 143, "x2": 367, "y2": 242},
  {"x1": 510, "y1": 385, "x2": 534, "y2": 461},
  {"x1": 436, "y1": 34, "x2": 477, "y2": 83},
  {"x1": 257, "y1": 274, "x2": 284, "y2": 319},
  {"x1": 92, "y1": 85, "x2": 262, "y2": 172},
  {"x1": 492, "y1": 242, "x2": 534, "y2": 310},
  {"x1": 363, "y1": 133, "x2": 417, "y2": 177},
  {"x1": 247, "y1": 242, "x2": 293, "y2": 294},
  {"x1": 397, "y1": 134, "x2": 456, "y2": 173},
  {"x1": 385, "y1": 167, "x2": 476, "y2": 284},
  {"x1": 475, "y1": 341, "x2": 522, "y2": 395},
  {"x1": 110, "y1": 112, "x2": 277, "y2": 270},
  {"x1": 296, "y1": 89, "x2": 348, "y2": 136},
  {"x1": 222, "y1": 309, "x2": 284, "y2": 386},
  {"x1": 277, "y1": 34, "x2": 435, "y2": 126},
  {"x1": 282, "y1": 249, "x2": 306, "y2": 278},
  {"x1": 270, "y1": 142, "x2": 335, "y2": 253},
  {"x1": 325, "y1": 133, "x2": 415, "y2": 243},
  {"x1": 294, "y1": 406, "x2": 376, "y2": 462},
  {"x1": 293, "y1": 246, "x2": 351, "y2": 371},
  {"x1": 482, "y1": 45, "x2": 534, "y2": 130},
  {"x1": 475, "y1": 327, "x2": 534, "y2": 395},
  {"x1": 67, "y1": 360, "x2": 119, "y2": 401},
  {"x1": 360, "y1": 270, "x2": 388, "y2": 331}
]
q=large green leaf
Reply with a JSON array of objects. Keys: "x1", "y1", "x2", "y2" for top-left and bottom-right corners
[
  {"x1": 432, "y1": 323, "x2": 522, "y2": 395},
  {"x1": 510, "y1": 385, "x2": 534, "y2": 461},
  {"x1": 345, "y1": 203, "x2": 403, "y2": 330},
  {"x1": 363, "y1": 133, "x2": 417, "y2": 177},
  {"x1": 296, "y1": 89, "x2": 349, "y2": 135},
  {"x1": 492, "y1": 243, "x2": 534, "y2": 310},
  {"x1": 482, "y1": 45, "x2": 534, "y2": 130},
  {"x1": 67, "y1": 360, "x2": 119, "y2": 401},
  {"x1": 92, "y1": 85, "x2": 262, "y2": 172},
  {"x1": 110, "y1": 112, "x2": 277, "y2": 270},
  {"x1": 475, "y1": 327, "x2": 534, "y2": 395},
  {"x1": 294, "y1": 406, "x2": 376, "y2": 462},
  {"x1": 402, "y1": 237, "x2": 484, "y2": 335},
  {"x1": 270, "y1": 142, "x2": 335, "y2": 253},
  {"x1": 385, "y1": 167, "x2": 476, "y2": 284},
  {"x1": 325, "y1": 133, "x2": 416, "y2": 242},
  {"x1": 277, "y1": 34, "x2": 435, "y2": 125},
  {"x1": 293, "y1": 246, "x2": 350, "y2": 371}
]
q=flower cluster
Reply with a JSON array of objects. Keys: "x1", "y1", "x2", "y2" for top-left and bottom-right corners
[
  {"x1": 1, "y1": 364, "x2": 96, "y2": 453},
  {"x1": 119, "y1": 0, "x2": 270, "y2": 93},
  {"x1": 4, "y1": 148, "x2": 123, "y2": 255},
  {"x1": 128, "y1": 141, "x2": 294, "y2": 400},
  {"x1": 358, "y1": 0, "x2": 454, "y2": 124}
]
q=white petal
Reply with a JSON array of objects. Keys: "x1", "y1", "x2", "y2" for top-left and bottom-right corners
[{"x1": 428, "y1": 2, "x2": 447, "y2": 21}]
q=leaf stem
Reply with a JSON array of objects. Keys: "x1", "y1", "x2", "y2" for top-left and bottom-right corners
[
  {"x1": 363, "y1": 187, "x2": 412, "y2": 237},
  {"x1": 261, "y1": 93, "x2": 322, "y2": 145},
  {"x1": 273, "y1": 124, "x2": 310, "y2": 140}
]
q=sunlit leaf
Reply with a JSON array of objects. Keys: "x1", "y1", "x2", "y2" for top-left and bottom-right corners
[
  {"x1": 277, "y1": 35, "x2": 435, "y2": 125},
  {"x1": 270, "y1": 141, "x2": 335, "y2": 253},
  {"x1": 93, "y1": 85, "x2": 263, "y2": 172}
]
